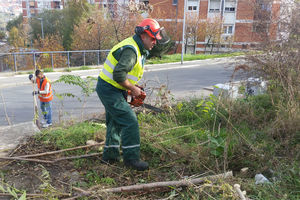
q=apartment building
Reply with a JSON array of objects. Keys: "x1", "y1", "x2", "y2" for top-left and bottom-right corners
[
  {"x1": 149, "y1": 0, "x2": 282, "y2": 53},
  {"x1": 20, "y1": 0, "x2": 284, "y2": 52},
  {"x1": 22, "y1": 0, "x2": 65, "y2": 23}
]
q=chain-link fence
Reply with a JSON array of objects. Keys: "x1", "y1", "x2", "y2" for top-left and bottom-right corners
[{"x1": 0, "y1": 50, "x2": 110, "y2": 72}]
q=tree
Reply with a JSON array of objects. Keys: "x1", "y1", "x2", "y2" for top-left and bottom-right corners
[
  {"x1": 61, "y1": 0, "x2": 91, "y2": 50},
  {"x1": 185, "y1": 12, "x2": 200, "y2": 54},
  {"x1": 30, "y1": 10, "x2": 63, "y2": 41},
  {"x1": 0, "y1": 31, "x2": 5, "y2": 40},
  {"x1": 198, "y1": 16, "x2": 223, "y2": 54},
  {"x1": 6, "y1": 14, "x2": 23, "y2": 32},
  {"x1": 244, "y1": 1, "x2": 300, "y2": 139},
  {"x1": 8, "y1": 27, "x2": 24, "y2": 48},
  {"x1": 71, "y1": 1, "x2": 145, "y2": 51},
  {"x1": 33, "y1": 35, "x2": 66, "y2": 69}
]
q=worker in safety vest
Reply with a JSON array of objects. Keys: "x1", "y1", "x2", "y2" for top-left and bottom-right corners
[
  {"x1": 96, "y1": 18, "x2": 169, "y2": 171},
  {"x1": 29, "y1": 69, "x2": 53, "y2": 128}
]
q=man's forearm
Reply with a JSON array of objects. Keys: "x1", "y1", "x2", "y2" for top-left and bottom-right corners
[
  {"x1": 118, "y1": 79, "x2": 141, "y2": 97},
  {"x1": 118, "y1": 79, "x2": 135, "y2": 91},
  {"x1": 39, "y1": 83, "x2": 50, "y2": 94}
]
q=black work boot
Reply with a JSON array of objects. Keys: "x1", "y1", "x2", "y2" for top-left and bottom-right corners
[
  {"x1": 101, "y1": 157, "x2": 120, "y2": 164},
  {"x1": 124, "y1": 160, "x2": 149, "y2": 171}
]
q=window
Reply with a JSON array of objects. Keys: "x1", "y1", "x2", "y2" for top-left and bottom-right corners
[
  {"x1": 187, "y1": 0, "x2": 198, "y2": 11},
  {"x1": 209, "y1": 0, "x2": 220, "y2": 12},
  {"x1": 188, "y1": 6, "x2": 197, "y2": 11},
  {"x1": 54, "y1": 1, "x2": 60, "y2": 9},
  {"x1": 225, "y1": 7, "x2": 235, "y2": 12},
  {"x1": 172, "y1": 0, "x2": 178, "y2": 5},
  {"x1": 29, "y1": 1, "x2": 35, "y2": 8},
  {"x1": 223, "y1": 25, "x2": 233, "y2": 34}
]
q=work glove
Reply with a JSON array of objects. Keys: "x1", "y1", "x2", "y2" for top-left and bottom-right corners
[
  {"x1": 32, "y1": 91, "x2": 39, "y2": 96},
  {"x1": 29, "y1": 74, "x2": 33, "y2": 80}
]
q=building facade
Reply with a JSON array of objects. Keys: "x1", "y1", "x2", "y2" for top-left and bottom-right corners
[
  {"x1": 22, "y1": 0, "x2": 65, "y2": 23},
  {"x1": 20, "y1": 0, "x2": 283, "y2": 52},
  {"x1": 149, "y1": 0, "x2": 282, "y2": 53}
]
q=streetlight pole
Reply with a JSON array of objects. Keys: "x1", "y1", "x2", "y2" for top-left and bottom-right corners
[
  {"x1": 181, "y1": 0, "x2": 187, "y2": 64},
  {"x1": 37, "y1": 18, "x2": 44, "y2": 39}
]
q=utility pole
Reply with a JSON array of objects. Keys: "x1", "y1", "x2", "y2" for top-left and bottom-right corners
[
  {"x1": 181, "y1": 0, "x2": 187, "y2": 64},
  {"x1": 37, "y1": 18, "x2": 44, "y2": 39}
]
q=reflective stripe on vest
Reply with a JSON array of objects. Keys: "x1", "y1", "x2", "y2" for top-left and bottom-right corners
[
  {"x1": 99, "y1": 37, "x2": 144, "y2": 90},
  {"x1": 36, "y1": 77, "x2": 53, "y2": 102}
]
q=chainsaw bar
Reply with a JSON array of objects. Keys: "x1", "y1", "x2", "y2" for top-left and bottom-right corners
[{"x1": 141, "y1": 103, "x2": 164, "y2": 113}]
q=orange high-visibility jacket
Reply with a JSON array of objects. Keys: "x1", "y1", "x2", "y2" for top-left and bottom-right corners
[{"x1": 36, "y1": 77, "x2": 53, "y2": 102}]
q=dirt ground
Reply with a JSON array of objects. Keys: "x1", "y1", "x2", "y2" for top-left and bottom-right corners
[{"x1": 0, "y1": 136, "x2": 203, "y2": 199}]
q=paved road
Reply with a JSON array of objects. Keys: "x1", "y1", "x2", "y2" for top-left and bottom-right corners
[{"x1": 0, "y1": 57, "x2": 242, "y2": 126}]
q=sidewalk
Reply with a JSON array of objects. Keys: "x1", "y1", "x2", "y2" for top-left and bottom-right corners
[
  {"x1": 0, "y1": 121, "x2": 40, "y2": 157},
  {"x1": 0, "y1": 66, "x2": 103, "y2": 89}
]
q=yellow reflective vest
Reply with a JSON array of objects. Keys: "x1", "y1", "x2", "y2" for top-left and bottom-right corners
[{"x1": 99, "y1": 37, "x2": 144, "y2": 90}]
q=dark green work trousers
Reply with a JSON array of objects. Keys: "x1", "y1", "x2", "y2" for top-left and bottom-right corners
[{"x1": 96, "y1": 77, "x2": 140, "y2": 161}]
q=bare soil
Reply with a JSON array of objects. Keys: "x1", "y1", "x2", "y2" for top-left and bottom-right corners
[{"x1": 0, "y1": 136, "x2": 206, "y2": 199}]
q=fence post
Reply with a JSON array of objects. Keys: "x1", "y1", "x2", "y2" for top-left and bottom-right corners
[
  {"x1": 51, "y1": 53, "x2": 54, "y2": 70},
  {"x1": 13, "y1": 54, "x2": 17, "y2": 72},
  {"x1": 33, "y1": 53, "x2": 36, "y2": 71},
  {"x1": 83, "y1": 51, "x2": 86, "y2": 66},
  {"x1": 97, "y1": 51, "x2": 100, "y2": 65},
  {"x1": 67, "y1": 51, "x2": 70, "y2": 68}
]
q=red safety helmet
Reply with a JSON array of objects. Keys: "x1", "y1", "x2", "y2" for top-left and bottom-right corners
[{"x1": 135, "y1": 18, "x2": 170, "y2": 44}]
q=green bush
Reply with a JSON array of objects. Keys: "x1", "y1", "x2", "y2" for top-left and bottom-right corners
[{"x1": 43, "y1": 67, "x2": 54, "y2": 73}]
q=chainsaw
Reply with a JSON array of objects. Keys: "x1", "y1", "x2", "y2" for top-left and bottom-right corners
[{"x1": 127, "y1": 87, "x2": 164, "y2": 113}]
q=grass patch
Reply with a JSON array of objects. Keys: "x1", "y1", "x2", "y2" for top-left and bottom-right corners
[
  {"x1": 64, "y1": 68, "x2": 72, "y2": 72},
  {"x1": 147, "y1": 52, "x2": 244, "y2": 64},
  {"x1": 43, "y1": 67, "x2": 54, "y2": 72},
  {"x1": 78, "y1": 66, "x2": 92, "y2": 70},
  {"x1": 36, "y1": 121, "x2": 106, "y2": 150}
]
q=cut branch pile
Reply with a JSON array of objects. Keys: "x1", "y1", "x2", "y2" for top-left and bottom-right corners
[
  {"x1": 0, "y1": 142, "x2": 104, "y2": 164},
  {"x1": 63, "y1": 171, "x2": 233, "y2": 199}
]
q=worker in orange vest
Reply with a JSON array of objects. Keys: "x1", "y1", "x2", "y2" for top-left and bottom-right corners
[{"x1": 29, "y1": 69, "x2": 53, "y2": 128}]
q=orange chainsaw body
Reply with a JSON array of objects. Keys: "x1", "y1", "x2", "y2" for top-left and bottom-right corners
[{"x1": 127, "y1": 90, "x2": 146, "y2": 107}]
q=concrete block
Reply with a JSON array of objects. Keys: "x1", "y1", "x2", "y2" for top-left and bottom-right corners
[{"x1": 0, "y1": 121, "x2": 40, "y2": 157}]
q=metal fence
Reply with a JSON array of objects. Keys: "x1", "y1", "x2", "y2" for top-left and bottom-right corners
[{"x1": 0, "y1": 50, "x2": 110, "y2": 72}]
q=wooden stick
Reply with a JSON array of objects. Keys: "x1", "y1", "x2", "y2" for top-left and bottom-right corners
[
  {"x1": 234, "y1": 184, "x2": 247, "y2": 200},
  {"x1": 84, "y1": 171, "x2": 232, "y2": 196},
  {"x1": 0, "y1": 153, "x2": 101, "y2": 164},
  {"x1": 0, "y1": 193, "x2": 43, "y2": 197},
  {"x1": 0, "y1": 156, "x2": 53, "y2": 163},
  {"x1": 53, "y1": 153, "x2": 101, "y2": 162},
  {"x1": 17, "y1": 142, "x2": 104, "y2": 158},
  {"x1": 102, "y1": 171, "x2": 232, "y2": 193}
]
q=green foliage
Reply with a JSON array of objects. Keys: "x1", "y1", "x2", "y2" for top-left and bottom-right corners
[
  {"x1": 54, "y1": 74, "x2": 96, "y2": 99},
  {"x1": 29, "y1": 0, "x2": 90, "y2": 49},
  {"x1": 64, "y1": 68, "x2": 72, "y2": 72},
  {"x1": 43, "y1": 67, "x2": 54, "y2": 72},
  {"x1": 78, "y1": 66, "x2": 91, "y2": 70},
  {"x1": 61, "y1": 0, "x2": 90, "y2": 50},
  {"x1": 30, "y1": 10, "x2": 63, "y2": 41},
  {"x1": 6, "y1": 14, "x2": 22, "y2": 32},
  {"x1": 0, "y1": 179, "x2": 27, "y2": 200},
  {"x1": 37, "y1": 122, "x2": 104, "y2": 149},
  {"x1": 0, "y1": 31, "x2": 5, "y2": 40}
]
